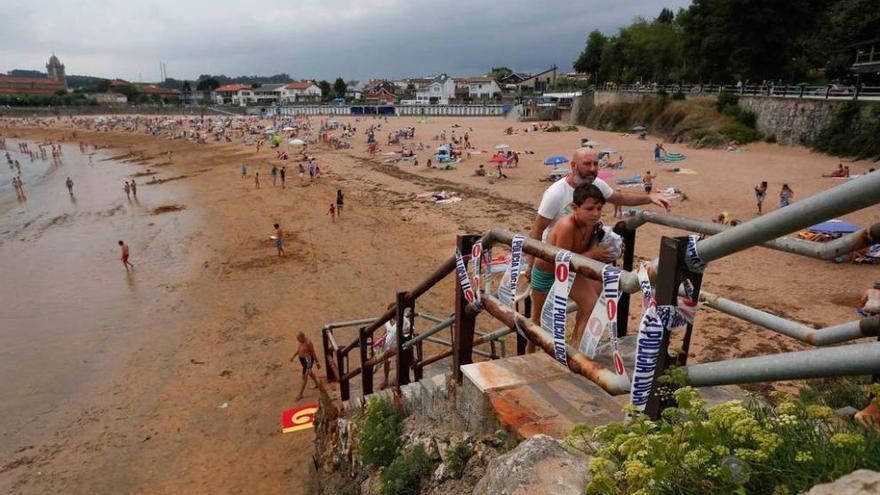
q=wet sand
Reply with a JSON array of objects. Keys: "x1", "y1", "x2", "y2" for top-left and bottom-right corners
[{"x1": 0, "y1": 116, "x2": 877, "y2": 494}]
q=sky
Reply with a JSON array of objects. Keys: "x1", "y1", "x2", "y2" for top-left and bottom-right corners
[{"x1": 0, "y1": 0, "x2": 691, "y2": 83}]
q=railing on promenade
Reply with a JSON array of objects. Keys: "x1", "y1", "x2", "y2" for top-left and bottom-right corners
[
  {"x1": 320, "y1": 172, "x2": 880, "y2": 419},
  {"x1": 278, "y1": 104, "x2": 507, "y2": 117},
  {"x1": 598, "y1": 83, "x2": 880, "y2": 101}
]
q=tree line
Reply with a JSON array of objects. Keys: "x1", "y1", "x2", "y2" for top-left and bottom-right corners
[{"x1": 573, "y1": 0, "x2": 879, "y2": 84}]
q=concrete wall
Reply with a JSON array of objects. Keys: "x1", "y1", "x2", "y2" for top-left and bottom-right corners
[{"x1": 738, "y1": 96, "x2": 844, "y2": 145}]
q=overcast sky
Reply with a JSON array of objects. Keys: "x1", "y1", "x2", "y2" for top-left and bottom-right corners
[{"x1": 1, "y1": 0, "x2": 691, "y2": 82}]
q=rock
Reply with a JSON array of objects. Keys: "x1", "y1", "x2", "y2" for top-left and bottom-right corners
[
  {"x1": 471, "y1": 434, "x2": 589, "y2": 495},
  {"x1": 835, "y1": 406, "x2": 860, "y2": 419},
  {"x1": 805, "y1": 469, "x2": 880, "y2": 495},
  {"x1": 433, "y1": 462, "x2": 451, "y2": 483}
]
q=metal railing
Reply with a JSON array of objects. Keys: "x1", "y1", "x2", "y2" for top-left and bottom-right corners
[
  {"x1": 598, "y1": 83, "x2": 880, "y2": 101},
  {"x1": 319, "y1": 171, "x2": 880, "y2": 418}
]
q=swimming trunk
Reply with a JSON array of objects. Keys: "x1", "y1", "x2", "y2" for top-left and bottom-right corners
[
  {"x1": 530, "y1": 265, "x2": 555, "y2": 293},
  {"x1": 275, "y1": 238, "x2": 283, "y2": 249},
  {"x1": 299, "y1": 356, "x2": 314, "y2": 375},
  {"x1": 122, "y1": 254, "x2": 129, "y2": 262},
  {"x1": 644, "y1": 183, "x2": 653, "y2": 193}
]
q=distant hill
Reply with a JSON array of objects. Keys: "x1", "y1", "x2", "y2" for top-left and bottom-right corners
[
  {"x1": 67, "y1": 75, "x2": 109, "y2": 89},
  {"x1": 7, "y1": 69, "x2": 46, "y2": 78},
  {"x1": 196, "y1": 74, "x2": 295, "y2": 86}
]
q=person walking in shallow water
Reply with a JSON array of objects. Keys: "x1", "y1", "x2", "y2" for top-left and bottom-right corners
[
  {"x1": 123, "y1": 181, "x2": 131, "y2": 198},
  {"x1": 65, "y1": 177, "x2": 74, "y2": 194},
  {"x1": 130, "y1": 179, "x2": 137, "y2": 198},
  {"x1": 119, "y1": 240, "x2": 134, "y2": 271}
]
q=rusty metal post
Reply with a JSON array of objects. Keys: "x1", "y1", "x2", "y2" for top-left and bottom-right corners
[
  {"x1": 453, "y1": 234, "x2": 480, "y2": 383},
  {"x1": 614, "y1": 221, "x2": 636, "y2": 337},
  {"x1": 517, "y1": 295, "x2": 531, "y2": 355},
  {"x1": 414, "y1": 339, "x2": 424, "y2": 382},
  {"x1": 644, "y1": 236, "x2": 687, "y2": 420},
  {"x1": 338, "y1": 349, "x2": 349, "y2": 401},
  {"x1": 359, "y1": 327, "x2": 373, "y2": 396},
  {"x1": 321, "y1": 329, "x2": 336, "y2": 382},
  {"x1": 395, "y1": 291, "x2": 413, "y2": 387}
]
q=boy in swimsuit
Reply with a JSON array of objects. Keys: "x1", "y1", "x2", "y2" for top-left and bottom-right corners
[
  {"x1": 274, "y1": 223, "x2": 285, "y2": 257},
  {"x1": 755, "y1": 181, "x2": 767, "y2": 214},
  {"x1": 119, "y1": 240, "x2": 134, "y2": 271},
  {"x1": 529, "y1": 183, "x2": 608, "y2": 351},
  {"x1": 290, "y1": 331, "x2": 320, "y2": 400}
]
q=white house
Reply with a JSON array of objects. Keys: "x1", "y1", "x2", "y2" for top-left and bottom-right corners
[
  {"x1": 213, "y1": 84, "x2": 255, "y2": 105},
  {"x1": 281, "y1": 81, "x2": 322, "y2": 103},
  {"x1": 415, "y1": 74, "x2": 456, "y2": 105},
  {"x1": 461, "y1": 76, "x2": 501, "y2": 101},
  {"x1": 252, "y1": 83, "x2": 286, "y2": 105}
]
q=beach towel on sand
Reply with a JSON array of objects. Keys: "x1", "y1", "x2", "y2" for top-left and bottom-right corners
[{"x1": 615, "y1": 175, "x2": 642, "y2": 184}]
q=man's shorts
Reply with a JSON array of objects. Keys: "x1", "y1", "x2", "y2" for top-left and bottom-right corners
[
  {"x1": 299, "y1": 356, "x2": 314, "y2": 375},
  {"x1": 530, "y1": 266, "x2": 555, "y2": 293},
  {"x1": 275, "y1": 238, "x2": 283, "y2": 250}
]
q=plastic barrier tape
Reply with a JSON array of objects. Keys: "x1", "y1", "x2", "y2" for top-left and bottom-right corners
[{"x1": 540, "y1": 251, "x2": 575, "y2": 366}]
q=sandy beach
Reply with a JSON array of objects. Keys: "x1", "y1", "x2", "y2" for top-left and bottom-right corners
[{"x1": 1, "y1": 115, "x2": 877, "y2": 494}]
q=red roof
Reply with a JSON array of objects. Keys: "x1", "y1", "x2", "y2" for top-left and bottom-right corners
[
  {"x1": 135, "y1": 84, "x2": 181, "y2": 95},
  {"x1": 0, "y1": 75, "x2": 64, "y2": 86},
  {"x1": 285, "y1": 81, "x2": 316, "y2": 90},
  {"x1": 214, "y1": 84, "x2": 251, "y2": 93},
  {"x1": 0, "y1": 75, "x2": 64, "y2": 95}
]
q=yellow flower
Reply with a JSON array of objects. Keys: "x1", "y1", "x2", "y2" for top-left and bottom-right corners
[
  {"x1": 829, "y1": 433, "x2": 865, "y2": 450},
  {"x1": 805, "y1": 405, "x2": 833, "y2": 420},
  {"x1": 772, "y1": 484, "x2": 791, "y2": 495},
  {"x1": 794, "y1": 451, "x2": 813, "y2": 463}
]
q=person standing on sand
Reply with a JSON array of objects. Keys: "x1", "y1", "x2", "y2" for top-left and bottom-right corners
[
  {"x1": 241, "y1": 163, "x2": 247, "y2": 178},
  {"x1": 780, "y1": 184, "x2": 794, "y2": 208},
  {"x1": 308, "y1": 160, "x2": 316, "y2": 181},
  {"x1": 119, "y1": 240, "x2": 134, "y2": 271},
  {"x1": 328, "y1": 203, "x2": 336, "y2": 222},
  {"x1": 271, "y1": 164, "x2": 278, "y2": 186},
  {"x1": 280, "y1": 165, "x2": 286, "y2": 188},
  {"x1": 755, "y1": 181, "x2": 768, "y2": 214},
  {"x1": 273, "y1": 223, "x2": 285, "y2": 257},
  {"x1": 254, "y1": 172, "x2": 261, "y2": 189},
  {"x1": 336, "y1": 189, "x2": 344, "y2": 219},
  {"x1": 298, "y1": 162, "x2": 305, "y2": 180},
  {"x1": 290, "y1": 331, "x2": 321, "y2": 400},
  {"x1": 643, "y1": 170, "x2": 657, "y2": 193},
  {"x1": 130, "y1": 179, "x2": 137, "y2": 198},
  {"x1": 123, "y1": 181, "x2": 131, "y2": 198},
  {"x1": 65, "y1": 177, "x2": 74, "y2": 194}
]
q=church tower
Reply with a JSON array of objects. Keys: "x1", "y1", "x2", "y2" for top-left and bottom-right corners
[{"x1": 46, "y1": 54, "x2": 67, "y2": 89}]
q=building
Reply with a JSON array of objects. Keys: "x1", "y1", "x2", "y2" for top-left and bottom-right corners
[
  {"x1": 281, "y1": 81, "x2": 322, "y2": 103},
  {"x1": 515, "y1": 66, "x2": 558, "y2": 94},
  {"x1": 84, "y1": 93, "x2": 128, "y2": 104},
  {"x1": 363, "y1": 80, "x2": 397, "y2": 104},
  {"x1": 0, "y1": 75, "x2": 65, "y2": 96},
  {"x1": 457, "y1": 76, "x2": 501, "y2": 101},
  {"x1": 46, "y1": 54, "x2": 67, "y2": 89},
  {"x1": 415, "y1": 73, "x2": 456, "y2": 105},
  {"x1": 213, "y1": 84, "x2": 254, "y2": 105},
  {"x1": 851, "y1": 39, "x2": 880, "y2": 85},
  {"x1": 134, "y1": 84, "x2": 181, "y2": 98},
  {"x1": 345, "y1": 80, "x2": 365, "y2": 101}
]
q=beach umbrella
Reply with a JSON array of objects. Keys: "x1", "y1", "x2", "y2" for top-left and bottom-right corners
[
  {"x1": 282, "y1": 126, "x2": 295, "y2": 131},
  {"x1": 271, "y1": 135, "x2": 283, "y2": 144},
  {"x1": 544, "y1": 155, "x2": 569, "y2": 166},
  {"x1": 289, "y1": 138, "x2": 305, "y2": 146},
  {"x1": 632, "y1": 125, "x2": 646, "y2": 132},
  {"x1": 600, "y1": 148, "x2": 617, "y2": 154},
  {"x1": 436, "y1": 145, "x2": 450, "y2": 152},
  {"x1": 495, "y1": 144, "x2": 510, "y2": 150},
  {"x1": 582, "y1": 140, "x2": 598, "y2": 147},
  {"x1": 490, "y1": 155, "x2": 506, "y2": 163},
  {"x1": 807, "y1": 219, "x2": 860, "y2": 235}
]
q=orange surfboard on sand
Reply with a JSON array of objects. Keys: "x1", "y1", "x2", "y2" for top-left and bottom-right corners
[{"x1": 282, "y1": 404, "x2": 318, "y2": 433}]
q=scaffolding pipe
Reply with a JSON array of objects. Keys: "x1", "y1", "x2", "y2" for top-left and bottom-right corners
[
  {"x1": 424, "y1": 336, "x2": 495, "y2": 358},
  {"x1": 403, "y1": 315, "x2": 455, "y2": 350},
  {"x1": 699, "y1": 292, "x2": 880, "y2": 346},
  {"x1": 627, "y1": 210, "x2": 879, "y2": 261},
  {"x1": 481, "y1": 295, "x2": 630, "y2": 395},
  {"x1": 685, "y1": 342, "x2": 880, "y2": 387},
  {"x1": 694, "y1": 172, "x2": 880, "y2": 264}
]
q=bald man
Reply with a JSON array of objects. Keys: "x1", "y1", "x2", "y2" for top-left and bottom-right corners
[{"x1": 524, "y1": 147, "x2": 671, "y2": 351}]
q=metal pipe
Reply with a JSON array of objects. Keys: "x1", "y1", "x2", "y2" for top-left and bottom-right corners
[
  {"x1": 323, "y1": 317, "x2": 378, "y2": 331},
  {"x1": 481, "y1": 295, "x2": 630, "y2": 395},
  {"x1": 424, "y1": 336, "x2": 495, "y2": 358},
  {"x1": 402, "y1": 315, "x2": 455, "y2": 350},
  {"x1": 699, "y1": 291, "x2": 879, "y2": 345},
  {"x1": 627, "y1": 210, "x2": 879, "y2": 261},
  {"x1": 484, "y1": 228, "x2": 641, "y2": 293},
  {"x1": 415, "y1": 312, "x2": 449, "y2": 324},
  {"x1": 694, "y1": 172, "x2": 880, "y2": 264},
  {"x1": 685, "y1": 342, "x2": 880, "y2": 387}
]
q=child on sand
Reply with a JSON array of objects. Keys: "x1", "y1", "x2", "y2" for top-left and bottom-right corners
[
  {"x1": 66, "y1": 177, "x2": 73, "y2": 194},
  {"x1": 254, "y1": 172, "x2": 261, "y2": 189},
  {"x1": 643, "y1": 170, "x2": 656, "y2": 192},
  {"x1": 336, "y1": 190, "x2": 344, "y2": 218},
  {"x1": 289, "y1": 332, "x2": 321, "y2": 400},
  {"x1": 780, "y1": 184, "x2": 794, "y2": 207},
  {"x1": 529, "y1": 183, "x2": 608, "y2": 351},
  {"x1": 118, "y1": 240, "x2": 134, "y2": 271},
  {"x1": 755, "y1": 181, "x2": 768, "y2": 214},
  {"x1": 328, "y1": 203, "x2": 336, "y2": 222},
  {"x1": 273, "y1": 223, "x2": 285, "y2": 256},
  {"x1": 241, "y1": 163, "x2": 247, "y2": 178},
  {"x1": 280, "y1": 166, "x2": 286, "y2": 188}
]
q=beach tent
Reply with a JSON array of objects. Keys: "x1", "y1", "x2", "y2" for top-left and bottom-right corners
[
  {"x1": 807, "y1": 219, "x2": 860, "y2": 235},
  {"x1": 436, "y1": 145, "x2": 450, "y2": 152},
  {"x1": 289, "y1": 138, "x2": 305, "y2": 146}
]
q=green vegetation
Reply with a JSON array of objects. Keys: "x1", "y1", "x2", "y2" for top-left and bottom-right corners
[
  {"x1": 444, "y1": 442, "x2": 474, "y2": 479},
  {"x1": 358, "y1": 398, "x2": 404, "y2": 469},
  {"x1": 377, "y1": 445, "x2": 437, "y2": 495},
  {"x1": 812, "y1": 101, "x2": 880, "y2": 160},
  {"x1": 798, "y1": 377, "x2": 874, "y2": 410},
  {"x1": 566, "y1": 386, "x2": 880, "y2": 495},
  {"x1": 573, "y1": 0, "x2": 880, "y2": 84},
  {"x1": 0, "y1": 93, "x2": 96, "y2": 107}
]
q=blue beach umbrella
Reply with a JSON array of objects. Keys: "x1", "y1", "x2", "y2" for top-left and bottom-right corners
[
  {"x1": 544, "y1": 155, "x2": 569, "y2": 166},
  {"x1": 632, "y1": 125, "x2": 647, "y2": 132},
  {"x1": 807, "y1": 219, "x2": 860, "y2": 235}
]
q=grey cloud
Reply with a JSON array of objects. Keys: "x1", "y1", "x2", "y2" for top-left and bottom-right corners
[{"x1": 0, "y1": 0, "x2": 691, "y2": 81}]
